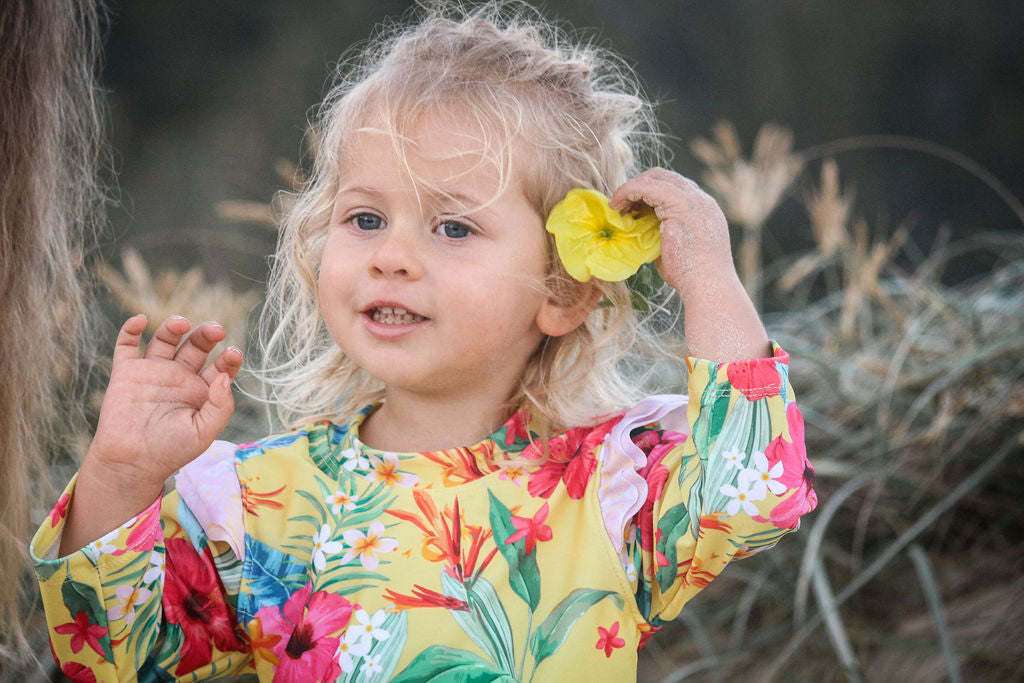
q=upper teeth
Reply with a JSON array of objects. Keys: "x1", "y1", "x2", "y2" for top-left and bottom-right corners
[{"x1": 371, "y1": 307, "x2": 426, "y2": 324}]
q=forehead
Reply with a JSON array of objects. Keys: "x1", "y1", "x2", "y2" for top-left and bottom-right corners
[{"x1": 338, "y1": 110, "x2": 522, "y2": 207}]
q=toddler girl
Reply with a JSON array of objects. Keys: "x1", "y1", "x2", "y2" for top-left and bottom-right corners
[{"x1": 32, "y1": 3, "x2": 816, "y2": 681}]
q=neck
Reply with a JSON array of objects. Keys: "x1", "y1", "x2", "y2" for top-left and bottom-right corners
[{"x1": 358, "y1": 385, "x2": 518, "y2": 452}]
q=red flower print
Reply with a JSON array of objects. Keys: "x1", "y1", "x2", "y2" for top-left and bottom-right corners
[
  {"x1": 755, "y1": 402, "x2": 817, "y2": 529},
  {"x1": 505, "y1": 502, "x2": 553, "y2": 555},
  {"x1": 240, "y1": 482, "x2": 286, "y2": 517},
  {"x1": 49, "y1": 493, "x2": 70, "y2": 527},
  {"x1": 524, "y1": 418, "x2": 616, "y2": 499},
  {"x1": 60, "y1": 662, "x2": 98, "y2": 683},
  {"x1": 53, "y1": 610, "x2": 107, "y2": 657},
  {"x1": 726, "y1": 356, "x2": 783, "y2": 401},
  {"x1": 162, "y1": 537, "x2": 248, "y2": 676},
  {"x1": 503, "y1": 410, "x2": 531, "y2": 445},
  {"x1": 635, "y1": 433, "x2": 685, "y2": 552},
  {"x1": 383, "y1": 585, "x2": 470, "y2": 612},
  {"x1": 255, "y1": 582, "x2": 353, "y2": 683},
  {"x1": 596, "y1": 621, "x2": 626, "y2": 657},
  {"x1": 637, "y1": 623, "x2": 661, "y2": 651}
]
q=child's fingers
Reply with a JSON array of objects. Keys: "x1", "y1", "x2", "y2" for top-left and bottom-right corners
[
  {"x1": 173, "y1": 321, "x2": 227, "y2": 374},
  {"x1": 143, "y1": 315, "x2": 192, "y2": 361},
  {"x1": 111, "y1": 314, "x2": 148, "y2": 365},
  {"x1": 193, "y1": 373, "x2": 235, "y2": 443},
  {"x1": 200, "y1": 346, "x2": 243, "y2": 385},
  {"x1": 609, "y1": 168, "x2": 701, "y2": 213}
]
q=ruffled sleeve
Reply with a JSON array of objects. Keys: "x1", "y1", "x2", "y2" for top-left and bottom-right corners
[
  {"x1": 30, "y1": 443, "x2": 253, "y2": 681},
  {"x1": 599, "y1": 343, "x2": 816, "y2": 624}
]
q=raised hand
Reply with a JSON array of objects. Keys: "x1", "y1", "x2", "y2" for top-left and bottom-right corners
[
  {"x1": 610, "y1": 169, "x2": 770, "y2": 362},
  {"x1": 609, "y1": 168, "x2": 733, "y2": 294},
  {"x1": 59, "y1": 314, "x2": 242, "y2": 555}
]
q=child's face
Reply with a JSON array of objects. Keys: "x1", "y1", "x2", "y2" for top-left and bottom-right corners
[{"x1": 319, "y1": 113, "x2": 555, "y2": 402}]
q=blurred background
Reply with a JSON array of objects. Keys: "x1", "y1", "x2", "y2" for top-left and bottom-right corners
[{"x1": 59, "y1": 0, "x2": 1024, "y2": 680}]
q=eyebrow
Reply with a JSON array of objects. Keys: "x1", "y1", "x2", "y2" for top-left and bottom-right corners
[{"x1": 335, "y1": 185, "x2": 501, "y2": 217}]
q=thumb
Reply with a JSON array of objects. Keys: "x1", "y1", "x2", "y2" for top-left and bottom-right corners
[{"x1": 194, "y1": 373, "x2": 235, "y2": 443}]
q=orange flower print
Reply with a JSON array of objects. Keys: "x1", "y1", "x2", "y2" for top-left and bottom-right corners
[
  {"x1": 596, "y1": 621, "x2": 625, "y2": 657},
  {"x1": 383, "y1": 585, "x2": 470, "y2": 612},
  {"x1": 240, "y1": 482, "x2": 286, "y2": 517}
]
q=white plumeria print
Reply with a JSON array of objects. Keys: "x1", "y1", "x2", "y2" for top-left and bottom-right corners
[
  {"x1": 311, "y1": 524, "x2": 344, "y2": 572},
  {"x1": 83, "y1": 529, "x2": 119, "y2": 560},
  {"x1": 339, "y1": 446, "x2": 370, "y2": 472},
  {"x1": 721, "y1": 446, "x2": 746, "y2": 470},
  {"x1": 353, "y1": 609, "x2": 391, "y2": 644},
  {"x1": 325, "y1": 489, "x2": 359, "y2": 515},
  {"x1": 361, "y1": 654, "x2": 383, "y2": 673},
  {"x1": 335, "y1": 629, "x2": 371, "y2": 673},
  {"x1": 364, "y1": 452, "x2": 419, "y2": 488},
  {"x1": 106, "y1": 584, "x2": 152, "y2": 625},
  {"x1": 340, "y1": 520, "x2": 399, "y2": 570},
  {"x1": 739, "y1": 451, "x2": 787, "y2": 500},
  {"x1": 720, "y1": 480, "x2": 762, "y2": 517},
  {"x1": 143, "y1": 550, "x2": 165, "y2": 584}
]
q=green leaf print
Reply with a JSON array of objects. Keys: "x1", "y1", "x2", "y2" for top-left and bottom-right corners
[
  {"x1": 487, "y1": 490, "x2": 541, "y2": 612},
  {"x1": 60, "y1": 578, "x2": 115, "y2": 662},
  {"x1": 690, "y1": 375, "x2": 731, "y2": 469},
  {"x1": 441, "y1": 572, "x2": 516, "y2": 675},
  {"x1": 529, "y1": 588, "x2": 623, "y2": 666},
  {"x1": 393, "y1": 646, "x2": 517, "y2": 683},
  {"x1": 655, "y1": 502, "x2": 692, "y2": 592}
]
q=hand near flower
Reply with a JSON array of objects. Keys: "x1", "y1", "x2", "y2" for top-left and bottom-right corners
[
  {"x1": 610, "y1": 169, "x2": 771, "y2": 361},
  {"x1": 60, "y1": 314, "x2": 242, "y2": 555}
]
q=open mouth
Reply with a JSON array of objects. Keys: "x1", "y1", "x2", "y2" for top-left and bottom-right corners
[{"x1": 367, "y1": 306, "x2": 428, "y2": 325}]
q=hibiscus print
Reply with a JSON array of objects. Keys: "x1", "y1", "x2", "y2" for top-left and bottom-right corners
[
  {"x1": 162, "y1": 537, "x2": 248, "y2": 676},
  {"x1": 254, "y1": 582, "x2": 353, "y2": 683}
]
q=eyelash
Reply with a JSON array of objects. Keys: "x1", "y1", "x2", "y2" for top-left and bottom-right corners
[{"x1": 346, "y1": 212, "x2": 476, "y2": 240}]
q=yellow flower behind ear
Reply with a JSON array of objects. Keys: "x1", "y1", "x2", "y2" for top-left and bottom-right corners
[{"x1": 545, "y1": 188, "x2": 661, "y2": 282}]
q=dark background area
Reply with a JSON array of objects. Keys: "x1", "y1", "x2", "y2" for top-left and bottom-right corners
[{"x1": 97, "y1": 0, "x2": 1024, "y2": 296}]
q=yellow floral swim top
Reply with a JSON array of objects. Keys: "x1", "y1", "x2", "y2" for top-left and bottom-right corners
[{"x1": 31, "y1": 347, "x2": 815, "y2": 682}]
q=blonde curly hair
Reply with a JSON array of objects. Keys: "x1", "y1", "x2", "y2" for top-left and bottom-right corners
[{"x1": 258, "y1": 1, "x2": 680, "y2": 432}]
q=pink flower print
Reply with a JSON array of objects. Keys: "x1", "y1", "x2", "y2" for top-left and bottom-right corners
[
  {"x1": 365, "y1": 452, "x2": 419, "y2": 488},
  {"x1": 505, "y1": 502, "x2": 553, "y2": 555},
  {"x1": 498, "y1": 465, "x2": 526, "y2": 486},
  {"x1": 756, "y1": 402, "x2": 817, "y2": 529},
  {"x1": 341, "y1": 521, "x2": 399, "y2": 570},
  {"x1": 255, "y1": 582, "x2": 352, "y2": 683},
  {"x1": 311, "y1": 525, "x2": 344, "y2": 572},
  {"x1": 49, "y1": 493, "x2": 70, "y2": 527},
  {"x1": 106, "y1": 584, "x2": 151, "y2": 625},
  {"x1": 53, "y1": 611, "x2": 107, "y2": 657},
  {"x1": 726, "y1": 356, "x2": 783, "y2": 400},
  {"x1": 596, "y1": 621, "x2": 626, "y2": 657}
]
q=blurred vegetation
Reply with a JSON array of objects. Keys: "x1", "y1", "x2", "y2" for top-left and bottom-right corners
[{"x1": 24, "y1": 1, "x2": 1024, "y2": 681}]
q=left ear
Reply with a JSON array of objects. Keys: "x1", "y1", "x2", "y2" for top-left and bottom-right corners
[{"x1": 535, "y1": 284, "x2": 602, "y2": 337}]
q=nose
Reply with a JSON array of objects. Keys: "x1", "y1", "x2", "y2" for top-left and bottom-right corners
[{"x1": 368, "y1": 225, "x2": 425, "y2": 280}]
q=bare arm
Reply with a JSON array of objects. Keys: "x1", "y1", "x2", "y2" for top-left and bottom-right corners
[
  {"x1": 610, "y1": 169, "x2": 771, "y2": 361},
  {"x1": 59, "y1": 314, "x2": 242, "y2": 556}
]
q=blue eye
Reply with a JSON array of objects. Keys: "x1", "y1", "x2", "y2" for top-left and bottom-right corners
[
  {"x1": 354, "y1": 214, "x2": 384, "y2": 231},
  {"x1": 438, "y1": 220, "x2": 472, "y2": 239}
]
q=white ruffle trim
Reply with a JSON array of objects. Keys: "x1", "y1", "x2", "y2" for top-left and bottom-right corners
[
  {"x1": 597, "y1": 395, "x2": 689, "y2": 572},
  {"x1": 176, "y1": 440, "x2": 246, "y2": 560}
]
